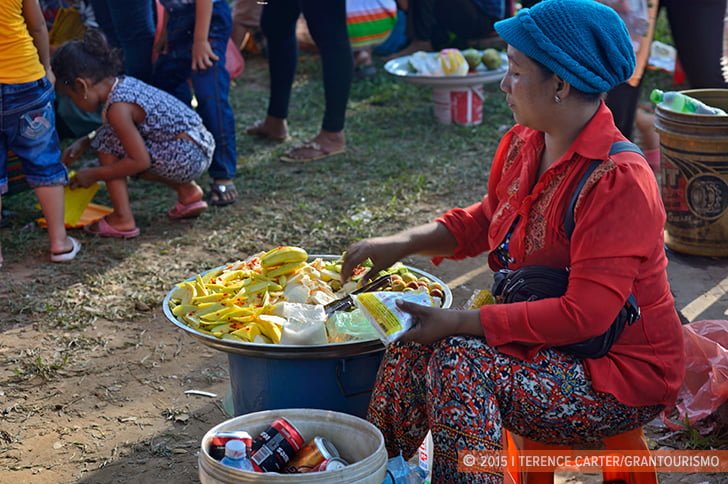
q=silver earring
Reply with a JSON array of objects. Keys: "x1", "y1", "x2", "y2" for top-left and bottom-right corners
[{"x1": 554, "y1": 95, "x2": 562, "y2": 104}]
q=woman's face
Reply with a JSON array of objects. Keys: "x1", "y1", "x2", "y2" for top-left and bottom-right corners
[{"x1": 500, "y1": 46, "x2": 557, "y2": 130}]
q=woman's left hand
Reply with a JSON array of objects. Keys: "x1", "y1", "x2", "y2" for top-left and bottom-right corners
[
  {"x1": 398, "y1": 301, "x2": 485, "y2": 345},
  {"x1": 398, "y1": 301, "x2": 462, "y2": 346},
  {"x1": 192, "y1": 39, "x2": 219, "y2": 70},
  {"x1": 70, "y1": 168, "x2": 96, "y2": 188}
]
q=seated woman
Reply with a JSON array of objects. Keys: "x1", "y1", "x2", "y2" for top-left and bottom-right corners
[{"x1": 341, "y1": 0, "x2": 684, "y2": 482}]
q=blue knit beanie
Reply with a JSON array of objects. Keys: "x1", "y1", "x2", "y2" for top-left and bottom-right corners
[{"x1": 494, "y1": 0, "x2": 635, "y2": 94}]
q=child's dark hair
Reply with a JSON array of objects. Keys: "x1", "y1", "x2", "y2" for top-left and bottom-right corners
[{"x1": 52, "y1": 29, "x2": 123, "y2": 87}]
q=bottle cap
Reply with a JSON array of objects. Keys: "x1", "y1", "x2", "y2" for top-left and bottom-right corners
[
  {"x1": 650, "y1": 89, "x2": 664, "y2": 104},
  {"x1": 225, "y1": 439, "x2": 247, "y2": 459}
]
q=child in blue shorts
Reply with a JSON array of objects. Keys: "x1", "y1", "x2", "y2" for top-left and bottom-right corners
[{"x1": 0, "y1": 0, "x2": 81, "y2": 265}]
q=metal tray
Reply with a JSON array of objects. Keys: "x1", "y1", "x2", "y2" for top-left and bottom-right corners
[
  {"x1": 384, "y1": 51, "x2": 508, "y2": 88},
  {"x1": 162, "y1": 255, "x2": 453, "y2": 359}
]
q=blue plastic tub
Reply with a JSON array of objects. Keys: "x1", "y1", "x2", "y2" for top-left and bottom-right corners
[
  {"x1": 163, "y1": 259, "x2": 452, "y2": 419},
  {"x1": 227, "y1": 348, "x2": 384, "y2": 418}
]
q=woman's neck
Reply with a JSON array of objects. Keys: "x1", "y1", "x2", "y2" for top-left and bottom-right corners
[{"x1": 541, "y1": 99, "x2": 600, "y2": 172}]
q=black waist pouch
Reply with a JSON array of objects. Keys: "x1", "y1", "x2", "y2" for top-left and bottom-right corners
[{"x1": 492, "y1": 266, "x2": 640, "y2": 359}]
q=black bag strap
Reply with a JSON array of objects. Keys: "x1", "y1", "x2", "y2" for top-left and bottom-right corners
[
  {"x1": 564, "y1": 141, "x2": 644, "y2": 238},
  {"x1": 563, "y1": 140, "x2": 643, "y2": 323}
]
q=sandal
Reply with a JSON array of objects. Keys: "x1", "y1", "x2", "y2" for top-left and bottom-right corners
[
  {"x1": 84, "y1": 217, "x2": 140, "y2": 239},
  {"x1": 245, "y1": 121, "x2": 288, "y2": 142},
  {"x1": 168, "y1": 199, "x2": 208, "y2": 220},
  {"x1": 280, "y1": 141, "x2": 346, "y2": 164},
  {"x1": 50, "y1": 236, "x2": 82, "y2": 263},
  {"x1": 206, "y1": 182, "x2": 238, "y2": 207}
]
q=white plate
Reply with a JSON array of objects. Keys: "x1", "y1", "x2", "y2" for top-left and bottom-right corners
[{"x1": 384, "y1": 51, "x2": 508, "y2": 88}]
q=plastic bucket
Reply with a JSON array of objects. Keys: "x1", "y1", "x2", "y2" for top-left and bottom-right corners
[
  {"x1": 198, "y1": 408, "x2": 388, "y2": 484},
  {"x1": 227, "y1": 350, "x2": 383, "y2": 418},
  {"x1": 163, "y1": 258, "x2": 452, "y2": 418},
  {"x1": 432, "y1": 86, "x2": 483, "y2": 126},
  {"x1": 654, "y1": 89, "x2": 728, "y2": 256}
]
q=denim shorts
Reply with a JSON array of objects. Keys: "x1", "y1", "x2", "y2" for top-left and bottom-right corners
[{"x1": 0, "y1": 77, "x2": 68, "y2": 195}]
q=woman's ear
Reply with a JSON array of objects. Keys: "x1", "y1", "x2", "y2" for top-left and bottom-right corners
[{"x1": 554, "y1": 75, "x2": 573, "y2": 101}]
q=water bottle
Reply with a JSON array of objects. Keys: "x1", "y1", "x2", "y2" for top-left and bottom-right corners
[
  {"x1": 220, "y1": 439, "x2": 254, "y2": 471},
  {"x1": 650, "y1": 89, "x2": 727, "y2": 115}
]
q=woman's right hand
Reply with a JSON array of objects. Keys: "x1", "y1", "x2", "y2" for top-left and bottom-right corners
[
  {"x1": 340, "y1": 236, "x2": 407, "y2": 283},
  {"x1": 62, "y1": 137, "x2": 90, "y2": 166}
]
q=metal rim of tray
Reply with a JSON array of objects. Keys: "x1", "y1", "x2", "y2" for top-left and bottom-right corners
[
  {"x1": 162, "y1": 255, "x2": 453, "y2": 359},
  {"x1": 384, "y1": 52, "x2": 508, "y2": 88}
]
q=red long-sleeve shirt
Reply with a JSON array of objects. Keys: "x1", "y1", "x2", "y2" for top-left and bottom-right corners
[{"x1": 435, "y1": 102, "x2": 684, "y2": 407}]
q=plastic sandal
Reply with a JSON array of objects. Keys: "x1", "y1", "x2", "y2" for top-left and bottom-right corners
[
  {"x1": 168, "y1": 199, "x2": 208, "y2": 220},
  {"x1": 84, "y1": 217, "x2": 140, "y2": 239},
  {"x1": 206, "y1": 182, "x2": 238, "y2": 207},
  {"x1": 279, "y1": 142, "x2": 346, "y2": 164},
  {"x1": 50, "y1": 236, "x2": 82, "y2": 263}
]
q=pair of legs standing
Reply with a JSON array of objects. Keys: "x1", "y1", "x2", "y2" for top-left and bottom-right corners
[
  {"x1": 153, "y1": 2, "x2": 238, "y2": 205},
  {"x1": 247, "y1": 0, "x2": 352, "y2": 162},
  {"x1": 90, "y1": 0, "x2": 156, "y2": 82}
]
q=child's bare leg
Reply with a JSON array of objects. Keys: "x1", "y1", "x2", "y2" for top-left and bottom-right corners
[
  {"x1": 34, "y1": 184, "x2": 73, "y2": 254},
  {"x1": 140, "y1": 172, "x2": 205, "y2": 205},
  {"x1": 99, "y1": 152, "x2": 137, "y2": 231}
]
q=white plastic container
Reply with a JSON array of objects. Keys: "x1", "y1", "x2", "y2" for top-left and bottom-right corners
[
  {"x1": 199, "y1": 408, "x2": 388, "y2": 483},
  {"x1": 432, "y1": 86, "x2": 484, "y2": 126}
]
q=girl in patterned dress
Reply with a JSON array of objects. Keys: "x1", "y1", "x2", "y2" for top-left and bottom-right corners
[
  {"x1": 340, "y1": 1, "x2": 684, "y2": 482},
  {"x1": 51, "y1": 30, "x2": 214, "y2": 239}
]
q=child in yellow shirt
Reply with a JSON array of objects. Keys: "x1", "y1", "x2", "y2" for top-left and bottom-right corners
[{"x1": 0, "y1": 0, "x2": 81, "y2": 264}]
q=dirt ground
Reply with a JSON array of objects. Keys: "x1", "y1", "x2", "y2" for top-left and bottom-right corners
[{"x1": 1, "y1": 247, "x2": 725, "y2": 483}]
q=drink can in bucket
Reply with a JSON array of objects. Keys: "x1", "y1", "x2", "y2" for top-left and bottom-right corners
[
  {"x1": 315, "y1": 457, "x2": 349, "y2": 472},
  {"x1": 284, "y1": 436, "x2": 340, "y2": 473},
  {"x1": 209, "y1": 431, "x2": 253, "y2": 461},
  {"x1": 250, "y1": 417, "x2": 305, "y2": 472}
]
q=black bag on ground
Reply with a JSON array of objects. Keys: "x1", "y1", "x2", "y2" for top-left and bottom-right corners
[{"x1": 490, "y1": 141, "x2": 643, "y2": 359}]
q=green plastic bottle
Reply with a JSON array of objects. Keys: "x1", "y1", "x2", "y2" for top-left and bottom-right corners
[{"x1": 650, "y1": 89, "x2": 727, "y2": 115}]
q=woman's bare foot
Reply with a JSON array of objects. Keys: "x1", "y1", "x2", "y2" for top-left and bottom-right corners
[{"x1": 246, "y1": 115, "x2": 288, "y2": 141}]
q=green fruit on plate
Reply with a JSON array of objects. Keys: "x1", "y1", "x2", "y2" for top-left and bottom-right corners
[
  {"x1": 462, "y1": 48, "x2": 482, "y2": 71},
  {"x1": 482, "y1": 48, "x2": 503, "y2": 70}
]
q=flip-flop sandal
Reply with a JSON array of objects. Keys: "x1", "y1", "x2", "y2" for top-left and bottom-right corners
[
  {"x1": 206, "y1": 182, "x2": 238, "y2": 207},
  {"x1": 245, "y1": 121, "x2": 288, "y2": 142},
  {"x1": 84, "y1": 217, "x2": 140, "y2": 239},
  {"x1": 280, "y1": 141, "x2": 346, "y2": 164},
  {"x1": 50, "y1": 236, "x2": 82, "y2": 263},
  {"x1": 167, "y1": 199, "x2": 208, "y2": 220}
]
